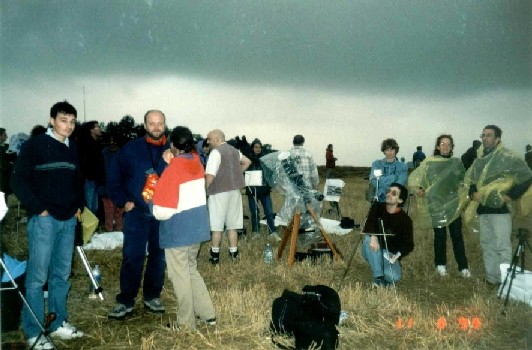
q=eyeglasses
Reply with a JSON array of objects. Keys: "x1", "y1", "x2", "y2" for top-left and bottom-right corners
[
  {"x1": 480, "y1": 133, "x2": 494, "y2": 138},
  {"x1": 386, "y1": 189, "x2": 399, "y2": 197}
]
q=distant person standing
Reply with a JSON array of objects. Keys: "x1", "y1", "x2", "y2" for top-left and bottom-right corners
[
  {"x1": 78, "y1": 120, "x2": 105, "y2": 215},
  {"x1": 278, "y1": 134, "x2": 320, "y2": 222},
  {"x1": 461, "y1": 140, "x2": 481, "y2": 170},
  {"x1": 409, "y1": 134, "x2": 470, "y2": 278},
  {"x1": 369, "y1": 138, "x2": 408, "y2": 202},
  {"x1": 325, "y1": 144, "x2": 337, "y2": 178},
  {"x1": 465, "y1": 125, "x2": 532, "y2": 285},
  {"x1": 107, "y1": 110, "x2": 169, "y2": 319},
  {"x1": 245, "y1": 139, "x2": 276, "y2": 239},
  {"x1": 525, "y1": 144, "x2": 532, "y2": 170},
  {"x1": 101, "y1": 133, "x2": 124, "y2": 232},
  {"x1": 11, "y1": 101, "x2": 85, "y2": 349},
  {"x1": 205, "y1": 129, "x2": 251, "y2": 264},
  {"x1": 0, "y1": 128, "x2": 9, "y2": 193},
  {"x1": 412, "y1": 146, "x2": 426, "y2": 168}
]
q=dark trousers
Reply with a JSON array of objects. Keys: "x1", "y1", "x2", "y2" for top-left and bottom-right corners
[
  {"x1": 433, "y1": 217, "x2": 468, "y2": 271},
  {"x1": 116, "y1": 208, "x2": 165, "y2": 307}
]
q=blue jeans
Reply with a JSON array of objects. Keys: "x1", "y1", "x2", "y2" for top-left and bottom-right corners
[
  {"x1": 361, "y1": 235, "x2": 401, "y2": 283},
  {"x1": 23, "y1": 214, "x2": 76, "y2": 339},
  {"x1": 84, "y1": 180, "x2": 99, "y2": 214},
  {"x1": 433, "y1": 217, "x2": 468, "y2": 271},
  {"x1": 116, "y1": 208, "x2": 165, "y2": 307},
  {"x1": 247, "y1": 192, "x2": 275, "y2": 234}
]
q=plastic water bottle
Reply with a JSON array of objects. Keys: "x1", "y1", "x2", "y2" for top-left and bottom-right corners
[
  {"x1": 339, "y1": 310, "x2": 348, "y2": 325},
  {"x1": 263, "y1": 244, "x2": 273, "y2": 264},
  {"x1": 89, "y1": 265, "x2": 101, "y2": 299}
]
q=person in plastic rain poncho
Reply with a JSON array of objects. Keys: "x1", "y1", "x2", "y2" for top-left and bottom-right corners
[
  {"x1": 464, "y1": 125, "x2": 532, "y2": 285},
  {"x1": 408, "y1": 134, "x2": 471, "y2": 278}
]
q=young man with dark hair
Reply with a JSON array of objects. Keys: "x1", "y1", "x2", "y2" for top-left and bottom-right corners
[
  {"x1": 11, "y1": 101, "x2": 85, "y2": 349},
  {"x1": 361, "y1": 182, "x2": 414, "y2": 287},
  {"x1": 466, "y1": 125, "x2": 532, "y2": 285}
]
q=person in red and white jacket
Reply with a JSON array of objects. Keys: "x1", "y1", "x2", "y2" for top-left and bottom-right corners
[{"x1": 150, "y1": 126, "x2": 216, "y2": 330}]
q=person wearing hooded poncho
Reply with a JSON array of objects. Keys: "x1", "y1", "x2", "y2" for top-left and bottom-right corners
[
  {"x1": 408, "y1": 134, "x2": 470, "y2": 278},
  {"x1": 464, "y1": 125, "x2": 532, "y2": 285}
]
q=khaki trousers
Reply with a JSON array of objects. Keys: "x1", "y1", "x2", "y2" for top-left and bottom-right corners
[{"x1": 165, "y1": 244, "x2": 215, "y2": 328}]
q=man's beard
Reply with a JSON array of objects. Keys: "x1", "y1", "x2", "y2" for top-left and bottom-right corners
[{"x1": 147, "y1": 130, "x2": 163, "y2": 140}]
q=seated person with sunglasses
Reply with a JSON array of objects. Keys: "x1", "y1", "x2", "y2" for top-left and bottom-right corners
[{"x1": 361, "y1": 183, "x2": 414, "y2": 288}]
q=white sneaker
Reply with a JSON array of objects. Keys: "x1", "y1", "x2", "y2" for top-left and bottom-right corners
[
  {"x1": 269, "y1": 232, "x2": 282, "y2": 242},
  {"x1": 51, "y1": 320, "x2": 84, "y2": 339},
  {"x1": 27, "y1": 335, "x2": 53, "y2": 350},
  {"x1": 436, "y1": 265, "x2": 448, "y2": 277},
  {"x1": 460, "y1": 268, "x2": 472, "y2": 278}
]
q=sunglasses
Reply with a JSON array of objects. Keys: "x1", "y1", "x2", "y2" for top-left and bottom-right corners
[{"x1": 386, "y1": 189, "x2": 400, "y2": 197}]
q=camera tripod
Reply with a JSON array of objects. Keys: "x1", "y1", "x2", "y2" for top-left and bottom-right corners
[
  {"x1": 498, "y1": 228, "x2": 531, "y2": 310},
  {"x1": 74, "y1": 221, "x2": 104, "y2": 301},
  {"x1": 0, "y1": 256, "x2": 58, "y2": 350},
  {"x1": 277, "y1": 202, "x2": 341, "y2": 268}
]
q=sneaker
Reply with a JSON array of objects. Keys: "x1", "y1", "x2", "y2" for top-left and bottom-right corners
[
  {"x1": 50, "y1": 321, "x2": 84, "y2": 339},
  {"x1": 108, "y1": 303, "x2": 134, "y2": 320},
  {"x1": 197, "y1": 316, "x2": 217, "y2": 326},
  {"x1": 436, "y1": 265, "x2": 448, "y2": 277},
  {"x1": 144, "y1": 298, "x2": 165, "y2": 313},
  {"x1": 209, "y1": 250, "x2": 220, "y2": 265},
  {"x1": 372, "y1": 276, "x2": 386, "y2": 288},
  {"x1": 269, "y1": 232, "x2": 282, "y2": 242},
  {"x1": 251, "y1": 231, "x2": 261, "y2": 239},
  {"x1": 27, "y1": 335, "x2": 53, "y2": 350},
  {"x1": 460, "y1": 268, "x2": 472, "y2": 278},
  {"x1": 229, "y1": 250, "x2": 239, "y2": 262}
]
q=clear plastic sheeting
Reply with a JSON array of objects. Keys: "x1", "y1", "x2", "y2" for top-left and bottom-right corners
[
  {"x1": 260, "y1": 151, "x2": 323, "y2": 231},
  {"x1": 408, "y1": 157, "x2": 467, "y2": 229},
  {"x1": 463, "y1": 143, "x2": 532, "y2": 233}
]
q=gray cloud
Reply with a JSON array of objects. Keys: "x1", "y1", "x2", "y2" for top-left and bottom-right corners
[{"x1": 2, "y1": 1, "x2": 530, "y2": 94}]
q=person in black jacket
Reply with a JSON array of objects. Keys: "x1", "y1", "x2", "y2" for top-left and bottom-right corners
[
  {"x1": 361, "y1": 182, "x2": 414, "y2": 287},
  {"x1": 245, "y1": 139, "x2": 277, "y2": 240},
  {"x1": 11, "y1": 101, "x2": 85, "y2": 349}
]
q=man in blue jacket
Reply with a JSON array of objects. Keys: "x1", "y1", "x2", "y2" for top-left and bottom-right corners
[
  {"x1": 107, "y1": 110, "x2": 169, "y2": 319},
  {"x1": 11, "y1": 101, "x2": 85, "y2": 349}
]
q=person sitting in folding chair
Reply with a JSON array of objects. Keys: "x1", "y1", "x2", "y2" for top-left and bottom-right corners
[{"x1": 361, "y1": 183, "x2": 414, "y2": 288}]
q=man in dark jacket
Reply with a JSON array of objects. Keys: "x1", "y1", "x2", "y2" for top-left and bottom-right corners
[
  {"x1": 107, "y1": 110, "x2": 169, "y2": 319},
  {"x1": 361, "y1": 183, "x2": 414, "y2": 287},
  {"x1": 11, "y1": 101, "x2": 85, "y2": 349}
]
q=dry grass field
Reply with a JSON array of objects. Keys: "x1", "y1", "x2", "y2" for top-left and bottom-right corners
[{"x1": 1, "y1": 167, "x2": 531, "y2": 349}]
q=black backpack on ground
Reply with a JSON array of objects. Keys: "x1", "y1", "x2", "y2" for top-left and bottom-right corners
[{"x1": 270, "y1": 285, "x2": 340, "y2": 350}]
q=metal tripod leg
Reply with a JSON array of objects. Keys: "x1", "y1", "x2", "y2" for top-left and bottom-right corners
[
  {"x1": 76, "y1": 245, "x2": 104, "y2": 300},
  {"x1": 0, "y1": 257, "x2": 58, "y2": 350}
]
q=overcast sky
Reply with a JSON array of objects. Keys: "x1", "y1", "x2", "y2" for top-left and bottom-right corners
[{"x1": 1, "y1": 1, "x2": 530, "y2": 165}]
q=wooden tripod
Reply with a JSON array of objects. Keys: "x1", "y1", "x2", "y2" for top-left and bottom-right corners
[{"x1": 277, "y1": 202, "x2": 341, "y2": 267}]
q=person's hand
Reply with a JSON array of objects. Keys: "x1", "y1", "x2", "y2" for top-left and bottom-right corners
[
  {"x1": 471, "y1": 192, "x2": 481, "y2": 202},
  {"x1": 502, "y1": 195, "x2": 512, "y2": 203},
  {"x1": 416, "y1": 188, "x2": 425, "y2": 197},
  {"x1": 124, "y1": 201, "x2": 135, "y2": 212},
  {"x1": 75, "y1": 208, "x2": 82, "y2": 221},
  {"x1": 369, "y1": 235, "x2": 380, "y2": 252},
  {"x1": 162, "y1": 149, "x2": 174, "y2": 164},
  {"x1": 39, "y1": 210, "x2": 49, "y2": 217}
]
